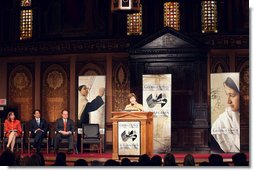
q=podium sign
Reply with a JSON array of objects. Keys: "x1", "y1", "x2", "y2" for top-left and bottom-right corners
[
  {"x1": 111, "y1": 112, "x2": 153, "y2": 159},
  {"x1": 118, "y1": 121, "x2": 140, "y2": 156}
]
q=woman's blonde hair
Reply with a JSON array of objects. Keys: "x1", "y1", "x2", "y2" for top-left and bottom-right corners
[{"x1": 128, "y1": 93, "x2": 137, "y2": 100}]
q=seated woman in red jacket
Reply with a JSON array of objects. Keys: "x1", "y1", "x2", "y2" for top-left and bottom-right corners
[{"x1": 4, "y1": 111, "x2": 22, "y2": 152}]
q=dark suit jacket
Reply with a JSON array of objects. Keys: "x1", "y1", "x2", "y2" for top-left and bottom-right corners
[
  {"x1": 55, "y1": 118, "x2": 75, "y2": 134},
  {"x1": 79, "y1": 96, "x2": 104, "y2": 127},
  {"x1": 29, "y1": 118, "x2": 48, "y2": 136}
]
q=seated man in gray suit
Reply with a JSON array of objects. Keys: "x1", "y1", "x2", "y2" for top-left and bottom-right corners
[{"x1": 54, "y1": 109, "x2": 75, "y2": 153}]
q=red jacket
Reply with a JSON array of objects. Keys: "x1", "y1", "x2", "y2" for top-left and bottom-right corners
[{"x1": 4, "y1": 119, "x2": 22, "y2": 137}]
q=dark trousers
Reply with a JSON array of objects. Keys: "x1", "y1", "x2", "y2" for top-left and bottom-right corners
[
  {"x1": 54, "y1": 133, "x2": 73, "y2": 151},
  {"x1": 32, "y1": 131, "x2": 45, "y2": 152}
]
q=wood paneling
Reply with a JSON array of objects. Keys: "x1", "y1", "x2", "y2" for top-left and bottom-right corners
[{"x1": 8, "y1": 64, "x2": 33, "y2": 122}]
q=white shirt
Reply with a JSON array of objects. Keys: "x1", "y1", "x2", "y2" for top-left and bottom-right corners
[{"x1": 211, "y1": 107, "x2": 240, "y2": 152}]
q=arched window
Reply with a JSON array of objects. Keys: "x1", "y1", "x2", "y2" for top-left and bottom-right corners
[
  {"x1": 127, "y1": 4, "x2": 142, "y2": 35},
  {"x1": 20, "y1": 0, "x2": 33, "y2": 40},
  {"x1": 201, "y1": 0, "x2": 218, "y2": 33},
  {"x1": 164, "y1": 1, "x2": 180, "y2": 31}
]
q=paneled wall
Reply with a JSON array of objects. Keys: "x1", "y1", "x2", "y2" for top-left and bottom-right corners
[{"x1": 0, "y1": 53, "x2": 129, "y2": 145}]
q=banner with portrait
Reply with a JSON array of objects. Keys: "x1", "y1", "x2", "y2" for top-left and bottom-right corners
[
  {"x1": 118, "y1": 121, "x2": 140, "y2": 156},
  {"x1": 78, "y1": 76, "x2": 106, "y2": 134},
  {"x1": 142, "y1": 74, "x2": 172, "y2": 153},
  {"x1": 210, "y1": 73, "x2": 240, "y2": 153}
]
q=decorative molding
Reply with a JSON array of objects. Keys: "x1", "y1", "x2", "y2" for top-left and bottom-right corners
[
  {"x1": 198, "y1": 35, "x2": 249, "y2": 49},
  {"x1": 0, "y1": 39, "x2": 130, "y2": 57}
]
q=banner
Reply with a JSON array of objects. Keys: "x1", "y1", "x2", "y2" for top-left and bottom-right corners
[
  {"x1": 210, "y1": 73, "x2": 240, "y2": 153},
  {"x1": 78, "y1": 76, "x2": 106, "y2": 134},
  {"x1": 118, "y1": 121, "x2": 140, "y2": 156},
  {"x1": 143, "y1": 74, "x2": 171, "y2": 153}
]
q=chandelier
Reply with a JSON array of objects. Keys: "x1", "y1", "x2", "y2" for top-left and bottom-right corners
[{"x1": 111, "y1": 0, "x2": 140, "y2": 14}]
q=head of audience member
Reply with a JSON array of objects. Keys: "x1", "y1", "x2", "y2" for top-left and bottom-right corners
[
  {"x1": 33, "y1": 109, "x2": 41, "y2": 119},
  {"x1": 183, "y1": 154, "x2": 195, "y2": 166},
  {"x1": 27, "y1": 153, "x2": 42, "y2": 166},
  {"x1": 53, "y1": 152, "x2": 67, "y2": 166},
  {"x1": 150, "y1": 155, "x2": 162, "y2": 166},
  {"x1": 138, "y1": 154, "x2": 150, "y2": 166},
  {"x1": 91, "y1": 160, "x2": 102, "y2": 166},
  {"x1": 199, "y1": 161, "x2": 210, "y2": 166},
  {"x1": 121, "y1": 158, "x2": 132, "y2": 166},
  {"x1": 208, "y1": 154, "x2": 224, "y2": 166},
  {"x1": 232, "y1": 153, "x2": 248, "y2": 166},
  {"x1": 104, "y1": 159, "x2": 120, "y2": 166},
  {"x1": 7, "y1": 111, "x2": 16, "y2": 122},
  {"x1": 61, "y1": 110, "x2": 69, "y2": 119},
  {"x1": 0, "y1": 150, "x2": 16, "y2": 166},
  {"x1": 163, "y1": 153, "x2": 178, "y2": 166},
  {"x1": 74, "y1": 159, "x2": 88, "y2": 166},
  {"x1": 79, "y1": 85, "x2": 89, "y2": 97}
]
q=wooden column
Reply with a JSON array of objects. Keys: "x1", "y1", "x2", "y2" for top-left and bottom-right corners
[
  {"x1": 34, "y1": 58, "x2": 41, "y2": 109},
  {"x1": 69, "y1": 56, "x2": 76, "y2": 121},
  {"x1": 0, "y1": 59, "x2": 7, "y2": 99},
  {"x1": 106, "y1": 54, "x2": 113, "y2": 123}
]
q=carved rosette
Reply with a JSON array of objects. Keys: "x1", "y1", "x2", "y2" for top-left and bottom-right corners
[
  {"x1": 42, "y1": 64, "x2": 68, "y2": 122},
  {"x1": 9, "y1": 65, "x2": 33, "y2": 121}
]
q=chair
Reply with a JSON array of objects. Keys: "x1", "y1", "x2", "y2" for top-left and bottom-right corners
[
  {"x1": 28, "y1": 129, "x2": 50, "y2": 154},
  {"x1": 2, "y1": 123, "x2": 24, "y2": 153},
  {"x1": 53, "y1": 131, "x2": 76, "y2": 154},
  {"x1": 81, "y1": 124, "x2": 102, "y2": 154}
]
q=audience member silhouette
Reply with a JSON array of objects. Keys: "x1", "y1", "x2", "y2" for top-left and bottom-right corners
[
  {"x1": 138, "y1": 154, "x2": 151, "y2": 166},
  {"x1": 150, "y1": 155, "x2": 162, "y2": 166},
  {"x1": 91, "y1": 160, "x2": 102, "y2": 166},
  {"x1": 183, "y1": 154, "x2": 195, "y2": 166},
  {"x1": 163, "y1": 153, "x2": 178, "y2": 166},
  {"x1": 0, "y1": 149, "x2": 16, "y2": 166},
  {"x1": 199, "y1": 161, "x2": 210, "y2": 166},
  {"x1": 104, "y1": 159, "x2": 120, "y2": 166},
  {"x1": 121, "y1": 157, "x2": 132, "y2": 166},
  {"x1": 52, "y1": 152, "x2": 67, "y2": 166},
  {"x1": 74, "y1": 159, "x2": 88, "y2": 166},
  {"x1": 232, "y1": 153, "x2": 249, "y2": 166},
  {"x1": 208, "y1": 154, "x2": 224, "y2": 166}
]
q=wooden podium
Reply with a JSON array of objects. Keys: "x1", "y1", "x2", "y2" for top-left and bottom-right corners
[{"x1": 111, "y1": 111, "x2": 153, "y2": 160}]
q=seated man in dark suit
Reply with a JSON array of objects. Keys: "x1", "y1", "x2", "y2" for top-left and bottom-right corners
[
  {"x1": 54, "y1": 109, "x2": 75, "y2": 153},
  {"x1": 29, "y1": 109, "x2": 48, "y2": 153}
]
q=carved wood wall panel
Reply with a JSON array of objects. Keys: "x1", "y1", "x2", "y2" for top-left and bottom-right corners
[
  {"x1": 42, "y1": 64, "x2": 68, "y2": 122},
  {"x1": 210, "y1": 56, "x2": 229, "y2": 73},
  {"x1": 8, "y1": 65, "x2": 33, "y2": 122},
  {"x1": 112, "y1": 62, "x2": 130, "y2": 111},
  {"x1": 78, "y1": 62, "x2": 105, "y2": 76}
]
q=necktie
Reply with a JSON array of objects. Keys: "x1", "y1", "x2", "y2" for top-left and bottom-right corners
[{"x1": 64, "y1": 119, "x2": 67, "y2": 132}]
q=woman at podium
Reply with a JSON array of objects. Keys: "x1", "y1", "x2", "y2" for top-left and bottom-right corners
[{"x1": 124, "y1": 93, "x2": 143, "y2": 111}]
